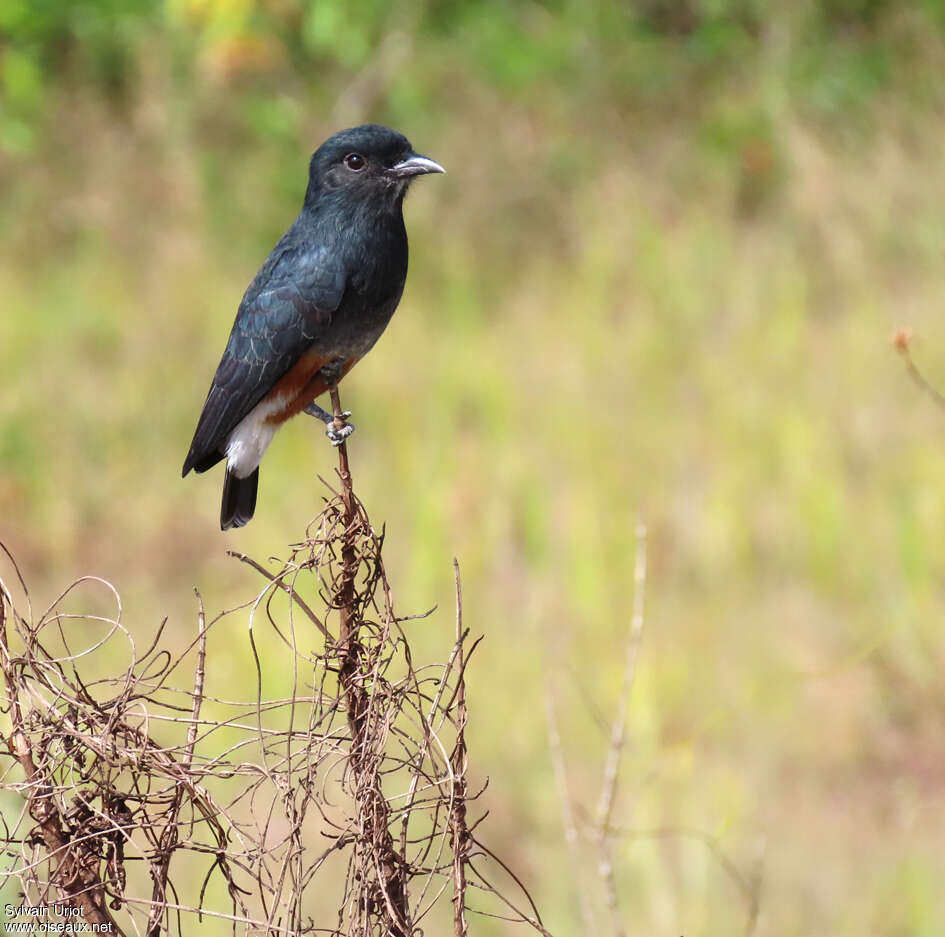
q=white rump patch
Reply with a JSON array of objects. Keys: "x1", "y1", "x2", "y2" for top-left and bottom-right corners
[{"x1": 226, "y1": 395, "x2": 288, "y2": 478}]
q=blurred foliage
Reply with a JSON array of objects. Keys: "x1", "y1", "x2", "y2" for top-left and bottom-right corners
[
  {"x1": 2, "y1": 0, "x2": 944, "y2": 149},
  {"x1": 3, "y1": 1, "x2": 945, "y2": 935}
]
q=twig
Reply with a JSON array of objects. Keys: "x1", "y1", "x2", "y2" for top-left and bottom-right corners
[
  {"x1": 544, "y1": 685, "x2": 596, "y2": 937},
  {"x1": 329, "y1": 386, "x2": 357, "y2": 650},
  {"x1": 594, "y1": 522, "x2": 647, "y2": 937},
  {"x1": 227, "y1": 551, "x2": 332, "y2": 641},
  {"x1": 893, "y1": 328, "x2": 945, "y2": 410},
  {"x1": 450, "y1": 559, "x2": 470, "y2": 937},
  {"x1": 145, "y1": 593, "x2": 209, "y2": 936}
]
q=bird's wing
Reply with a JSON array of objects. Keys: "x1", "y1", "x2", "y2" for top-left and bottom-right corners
[{"x1": 182, "y1": 245, "x2": 346, "y2": 476}]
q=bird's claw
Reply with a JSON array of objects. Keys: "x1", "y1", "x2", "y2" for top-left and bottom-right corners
[
  {"x1": 326, "y1": 418, "x2": 354, "y2": 446},
  {"x1": 305, "y1": 401, "x2": 354, "y2": 445}
]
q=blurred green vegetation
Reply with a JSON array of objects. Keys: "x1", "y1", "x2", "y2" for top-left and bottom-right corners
[{"x1": 4, "y1": 0, "x2": 945, "y2": 934}]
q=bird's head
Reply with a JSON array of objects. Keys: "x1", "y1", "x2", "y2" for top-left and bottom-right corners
[{"x1": 305, "y1": 124, "x2": 444, "y2": 209}]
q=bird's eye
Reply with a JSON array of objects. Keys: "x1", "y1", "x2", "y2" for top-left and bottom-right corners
[{"x1": 344, "y1": 153, "x2": 366, "y2": 171}]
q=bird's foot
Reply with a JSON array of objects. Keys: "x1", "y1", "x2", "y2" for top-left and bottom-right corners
[
  {"x1": 326, "y1": 416, "x2": 354, "y2": 447},
  {"x1": 304, "y1": 401, "x2": 354, "y2": 446}
]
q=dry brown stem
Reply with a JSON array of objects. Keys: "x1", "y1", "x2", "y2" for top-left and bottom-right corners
[{"x1": 327, "y1": 386, "x2": 410, "y2": 937}]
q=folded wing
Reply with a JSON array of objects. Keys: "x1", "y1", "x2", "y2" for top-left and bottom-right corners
[{"x1": 182, "y1": 244, "x2": 345, "y2": 476}]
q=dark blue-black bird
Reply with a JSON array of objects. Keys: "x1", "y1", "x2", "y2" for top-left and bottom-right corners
[{"x1": 182, "y1": 125, "x2": 444, "y2": 529}]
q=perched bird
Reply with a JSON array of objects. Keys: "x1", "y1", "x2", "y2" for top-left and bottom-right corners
[{"x1": 182, "y1": 125, "x2": 444, "y2": 529}]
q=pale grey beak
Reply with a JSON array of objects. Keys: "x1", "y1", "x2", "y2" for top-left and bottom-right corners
[{"x1": 389, "y1": 153, "x2": 446, "y2": 178}]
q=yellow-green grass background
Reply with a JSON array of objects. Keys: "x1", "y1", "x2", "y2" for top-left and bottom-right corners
[{"x1": 3, "y1": 2, "x2": 945, "y2": 933}]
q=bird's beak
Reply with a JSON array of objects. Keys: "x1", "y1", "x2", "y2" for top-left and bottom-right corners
[{"x1": 389, "y1": 153, "x2": 446, "y2": 178}]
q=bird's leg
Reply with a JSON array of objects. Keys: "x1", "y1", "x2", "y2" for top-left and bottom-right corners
[
  {"x1": 303, "y1": 400, "x2": 335, "y2": 423},
  {"x1": 306, "y1": 358, "x2": 356, "y2": 446},
  {"x1": 304, "y1": 399, "x2": 354, "y2": 446}
]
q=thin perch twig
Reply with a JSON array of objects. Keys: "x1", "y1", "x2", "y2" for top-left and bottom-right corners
[{"x1": 329, "y1": 385, "x2": 411, "y2": 937}]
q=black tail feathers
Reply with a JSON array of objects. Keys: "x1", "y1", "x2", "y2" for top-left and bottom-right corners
[{"x1": 221, "y1": 467, "x2": 259, "y2": 530}]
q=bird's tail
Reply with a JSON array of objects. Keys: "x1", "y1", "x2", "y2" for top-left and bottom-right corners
[{"x1": 221, "y1": 466, "x2": 259, "y2": 530}]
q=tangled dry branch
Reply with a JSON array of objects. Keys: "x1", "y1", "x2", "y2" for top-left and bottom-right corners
[{"x1": 0, "y1": 395, "x2": 550, "y2": 936}]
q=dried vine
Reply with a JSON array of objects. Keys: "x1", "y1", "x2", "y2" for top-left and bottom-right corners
[{"x1": 0, "y1": 391, "x2": 550, "y2": 937}]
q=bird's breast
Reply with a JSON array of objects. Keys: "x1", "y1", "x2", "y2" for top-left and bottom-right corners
[{"x1": 256, "y1": 348, "x2": 357, "y2": 425}]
